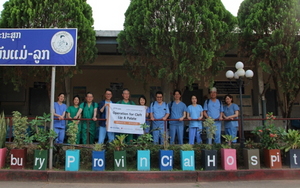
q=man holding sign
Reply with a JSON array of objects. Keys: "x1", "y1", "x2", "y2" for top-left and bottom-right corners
[{"x1": 117, "y1": 88, "x2": 136, "y2": 143}]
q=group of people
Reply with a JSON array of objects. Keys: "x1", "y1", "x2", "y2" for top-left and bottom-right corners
[{"x1": 53, "y1": 87, "x2": 239, "y2": 145}]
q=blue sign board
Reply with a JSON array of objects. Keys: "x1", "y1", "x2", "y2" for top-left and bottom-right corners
[
  {"x1": 137, "y1": 150, "x2": 150, "y2": 171},
  {"x1": 92, "y1": 151, "x2": 105, "y2": 171},
  {"x1": 65, "y1": 149, "x2": 80, "y2": 171},
  {"x1": 0, "y1": 28, "x2": 77, "y2": 66},
  {"x1": 159, "y1": 150, "x2": 173, "y2": 171}
]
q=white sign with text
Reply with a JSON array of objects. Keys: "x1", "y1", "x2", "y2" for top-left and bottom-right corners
[{"x1": 107, "y1": 103, "x2": 145, "y2": 134}]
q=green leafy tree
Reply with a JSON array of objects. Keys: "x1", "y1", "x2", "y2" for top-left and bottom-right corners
[
  {"x1": 118, "y1": 0, "x2": 237, "y2": 94},
  {"x1": 238, "y1": 0, "x2": 300, "y2": 118},
  {"x1": 0, "y1": 0, "x2": 97, "y2": 95}
]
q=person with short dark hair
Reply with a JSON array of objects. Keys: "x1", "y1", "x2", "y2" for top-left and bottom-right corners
[
  {"x1": 203, "y1": 87, "x2": 223, "y2": 144},
  {"x1": 150, "y1": 91, "x2": 169, "y2": 144},
  {"x1": 168, "y1": 89, "x2": 187, "y2": 144},
  {"x1": 74, "y1": 92, "x2": 98, "y2": 144},
  {"x1": 54, "y1": 93, "x2": 67, "y2": 144},
  {"x1": 223, "y1": 94, "x2": 239, "y2": 143},
  {"x1": 98, "y1": 89, "x2": 115, "y2": 144}
]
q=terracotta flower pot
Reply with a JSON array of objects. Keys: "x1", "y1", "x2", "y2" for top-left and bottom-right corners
[
  {"x1": 10, "y1": 148, "x2": 27, "y2": 169},
  {"x1": 263, "y1": 149, "x2": 282, "y2": 169}
]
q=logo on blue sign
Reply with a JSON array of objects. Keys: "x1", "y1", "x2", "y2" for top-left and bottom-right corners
[{"x1": 51, "y1": 31, "x2": 74, "y2": 55}]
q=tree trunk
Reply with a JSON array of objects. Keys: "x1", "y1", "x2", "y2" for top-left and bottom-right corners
[
  {"x1": 257, "y1": 66, "x2": 267, "y2": 121},
  {"x1": 161, "y1": 79, "x2": 171, "y2": 103},
  {"x1": 64, "y1": 77, "x2": 71, "y2": 107},
  {"x1": 64, "y1": 67, "x2": 71, "y2": 107}
]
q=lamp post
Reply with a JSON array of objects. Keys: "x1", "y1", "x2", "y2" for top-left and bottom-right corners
[{"x1": 225, "y1": 61, "x2": 254, "y2": 148}]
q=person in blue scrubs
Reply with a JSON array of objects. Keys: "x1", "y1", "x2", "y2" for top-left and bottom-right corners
[
  {"x1": 187, "y1": 95, "x2": 203, "y2": 144},
  {"x1": 203, "y1": 87, "x2": 223, "y2": 144},
  {"x1": 98, "y1": 89, "x2": 115, "y2": 144},
  {"x1": 223, "y1": 94, "x2": 239, "y2": 143},
  {"x1": 150, "y1": 91, "x2": 169, "y2": 145},
  {"x1": 169, "y1": 89, "x2": 187, "y2": 144},
  {"x1": 54, "y1": 93, "x2": 67, "y2": 144}
]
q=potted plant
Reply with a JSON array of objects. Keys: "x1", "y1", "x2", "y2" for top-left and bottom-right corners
[
  {"x1": 65, "y1": 120, "x2": 80, "y2": 171},
  {"x1": 0, "y1": 111, "x2": 7, "y2": 168},
  {"x1": 243, "y1": 138, "x2": 261, "y2": 169},
  {"x1": 281, "y1": 129, "x2": 300, "y2": 168},
  {"x1": 133, "y1": 123, "x2": 153, "y2": 171},
  {"x1": 203, "y1": 117, "x2": 217, "y2": 144},
  {"x1": 10, "y1": 111, "x2": 31, "y2": 169},
  {"x1": 180, "y1": 144, "x2": 195, "y2": 171},
  {"x1": 252, "y1": 112, "x2": 286, "y2": 169},
  {"x1": 159, "y1": 131, "x2": 173, "y2": 171},
  {"x1": 110, "y1": 134, "x2": 127, "y2": 171},
  {"x1": 220, "y1": 135, "x2": 238, "y2": 170},
  {"x1": 201, "y1": 117, "x2": 218, "y2": 170},
  {"x1": 30, "y1": 113, "x2": 57, "y2": 170},
  {"x1": 92, "y1": 143, "x2": 105, "y2": 171}
]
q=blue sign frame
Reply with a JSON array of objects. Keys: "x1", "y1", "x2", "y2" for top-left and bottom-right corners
[{"x1": 0, "y1": 28, "x2": 77, "y2": 66}]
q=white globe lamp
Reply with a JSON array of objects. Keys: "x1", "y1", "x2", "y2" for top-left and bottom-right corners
[
  {"x1": 245, "y1": 70, "x2": 254, "y2": 78},
  {"x1": 237, "y1": 68, "x2": 246, "y2": 77},
  {"x1": 226, "y1": 70, "x2": 234, "y2": 79},
  {"x1": 235, "y1": 61, "x2": 244, "y2": 70}
]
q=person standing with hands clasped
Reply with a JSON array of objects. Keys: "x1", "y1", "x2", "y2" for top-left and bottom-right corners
[
  {"x1": 168, "y1": 89, "x2": 187, "y2": 145},
  {"x1": 223, "y1": 94, "x2": 239, "y2": 143},
  {"x1": 203, "y1": 87, "x2": 223, "y2": 144},
  {"x1": 54, "y1": 93, "x2": 67, "y2": 144},
  {"x1": 74, "y1": 92, "x2": 98, "y2": 144},
  {"x1": 187, "y1": 95, "x2": 203, "y2": 144},
  {"x1": 150, "y1": 91, "x2": 169, "y2": 145}
]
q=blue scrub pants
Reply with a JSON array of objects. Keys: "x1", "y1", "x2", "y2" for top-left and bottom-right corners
[
  {"x1": 54, "y1": 127, "x2": 65, "y2": 144},
  {"x1": 189, "y1": 127, "x2": 202, "y2": 144},
  {"x1": 152, "y1": 121, "x2": 165, "y2": 145},
  {"x1": 98, "y1": 126, "x2": 115, "y2": 144},
  {"x1": 225, "y1": 126, "x2": 238, "y2": 143},
  {"x1": 169, "y1": 123, "x2": 184, "y2": 144}
]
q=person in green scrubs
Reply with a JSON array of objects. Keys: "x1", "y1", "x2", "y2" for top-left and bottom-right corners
[
  {"x1": 116, "y1": 88, "x2": 135, "y2": 144},
  {"x1": 66, "y1": 95, "x2": 81, "y2": 144},
  {"x1": 74, "y1": 92, "x2": 98, "y2": 144}
]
